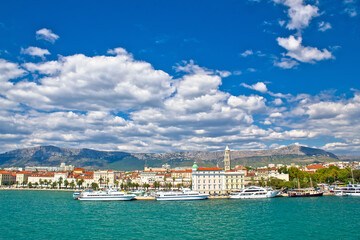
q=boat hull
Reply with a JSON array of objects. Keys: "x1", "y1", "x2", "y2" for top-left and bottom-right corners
[
  {"x1": 230, "y1": 191, "x2": 279, "y2": 199},
  {"x1": 156, "y1": 195, "x2": 209, "y2": 201},
  {"x1": 289, "y1": 192, "x2": 323, "y2": 197},
  {"x1": 78, "y1": 196, "x2": 135, "y2": 201},
  {"x1": 346, "y1": 193, "x2": 360, "y2": 196}
]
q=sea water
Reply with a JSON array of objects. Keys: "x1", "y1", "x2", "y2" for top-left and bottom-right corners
[{"x1": 1, "y1": 190, "x2": 360, "y2": 240}]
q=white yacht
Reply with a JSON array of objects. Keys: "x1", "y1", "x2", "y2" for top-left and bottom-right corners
[
  {"x1": 77, "y1": 188, "x2": 136, "y2": 201},
  {"x1": 334, "y1": 184, "x2": 360, "y2": 196},
  {"x1": 155, "y1": 188, "x2": 209, "y2": 201},
  {"x1": 229, "y1": 186, "x2": 280, "y2": 199}
]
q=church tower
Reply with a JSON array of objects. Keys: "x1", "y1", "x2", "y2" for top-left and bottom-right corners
[{"x1": 224, "y1": 145, "x2": 231, "y2": 171}]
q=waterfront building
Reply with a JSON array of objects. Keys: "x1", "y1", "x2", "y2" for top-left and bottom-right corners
[
  {"x1": 140, "y1": 171, "x2": 157, "y2": 185},
  {"x1": 224, "y1": 145, "x2": 231, "y2": 171},
  {"x1": 170, "y1": 169, "x2": 192, "y2": 187},
  {"x1": 28, "y1": 172, "x2": 55, "y2": 185},
  {"x1": 94, "y1": 170, "x2": 115, "y2": 187},
  {"x1": 191, "y1": 162, "x2": 226, "y2": 195},
  {"x1": 224, "y1": 170, "x2": 245, "y2": 192},
  {"x1": 0, "y1": 171, "x2": 16, "y2": 185},
  {"x1": 15, "y1": 171, "x2": 32, "y2": 185}
]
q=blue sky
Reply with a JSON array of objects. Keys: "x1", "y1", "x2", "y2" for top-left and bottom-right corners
[{"x1": 0, "y1": 0, "x2": 359, "y2": 154}]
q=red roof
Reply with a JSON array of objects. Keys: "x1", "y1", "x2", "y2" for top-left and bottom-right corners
[
  {"x1": 17, "y1": 171, "x2": 32, "y2": 174},
  {"x1": 0, "y1": 170, "x2": 11, "y2": 174},
  {"x1": 197, "y1": 167, "x2": 222, "y2": 171},
  {"x1": 74, "y1": 168, "x2": 84, "y2": 171},
  {"x1": 306, "y1": 164, "x2": 324, "y2": 169}
]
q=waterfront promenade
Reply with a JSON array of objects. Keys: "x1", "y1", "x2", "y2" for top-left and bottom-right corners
[{"x1": 0, "y1": 190, "x2": 359, "y2": 240}]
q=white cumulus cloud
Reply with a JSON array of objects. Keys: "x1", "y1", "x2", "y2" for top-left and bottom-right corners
[
  {"x1": 36, "y1": 28, "x2": 59, "y2": 43},
  {"x1": 277, "y1": 35, "x2": 333, "y2": 63},
  {"x1": 21, "y1": 47, "x2": 50, "y2": 59}
]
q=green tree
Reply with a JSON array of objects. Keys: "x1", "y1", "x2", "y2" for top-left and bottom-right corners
[
  {"x1": 70, "y1": 180, "x2": 75, "y2": 189},
  {"x1": 77, "y1": 179, "x2": 84, "y2": 189},
  {"x1": 39, "y1": 179, "x2": 43, "y2": 189},
  {"x1": 114, "y1": 180, "x2": 119, "y2": 189},
  {"x1": 172, "y1": 177, "x2": 176, "y2": 188},
  {"x1": 58, "y1": 177, "x2": 63, "y2": 189},
  {"x1": 91, "y1": 182, "x2": 99, "y2": 190},
  {"x1": 51, "y1": 182, "x2": 57, "y2": 189},
  {"x1": 142, "y1": 183, "x2": 150, "y2": 191},
  {"x1": 44, "y1": 179, "x2": 48, "y2": 188},
  {"x1": 64, "y1": 180, "x2": 69, "y2": 189},
  {"x1": 99, "y1": 177, "x2": 103, "y2": 188},
  {"x1": 34, "y1": 182, "x2": 38, "y2": 188},
  {"x1": 28, "y1": 182, "x2": 33, "y2": 188}
]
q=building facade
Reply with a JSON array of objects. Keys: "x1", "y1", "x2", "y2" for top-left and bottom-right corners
[{"x1": 191, "y1": 163, "x2": 226, "y2": 195}]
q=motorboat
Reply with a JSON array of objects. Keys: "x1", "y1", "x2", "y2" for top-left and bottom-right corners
[
  {"x1": 229, "y1": 186, "x2": 279, "y2": 199},
  {"x1": 155, "y1": 188, "x2": 209, "y2": 201}
]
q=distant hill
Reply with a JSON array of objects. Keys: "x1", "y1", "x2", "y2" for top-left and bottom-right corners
[{"x1": 0, "y1": 145, "x2": 342, "y2": 171}]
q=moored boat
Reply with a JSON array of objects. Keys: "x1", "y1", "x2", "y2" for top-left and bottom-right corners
[
  {"x1": 229, "y1": 186, "x2": 280, "y2": 199},
  {"x1": 288, "y1": 188, "x2": 323, "y2": 197},
  {"x1": 155, "y1": 188, "x2": 209, "y2": 201},
  {"x1": 77, "y1": 188, "x2": 136, "y2": 201},
  {"x1": 73, "y1": 191, "x2": 81, "y2": 200},
  {"x1": 334, "y1": 184, "x2": 360, "y2": 196}
]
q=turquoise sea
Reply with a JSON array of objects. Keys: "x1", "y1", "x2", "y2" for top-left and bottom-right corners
[{"x1": 1, "y1": 191, "x2": 360, "y2": 240}]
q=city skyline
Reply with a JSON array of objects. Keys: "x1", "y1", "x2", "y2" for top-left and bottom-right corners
[{"x1": 0, "y1": 0, "x2": 359, "y2": 154}]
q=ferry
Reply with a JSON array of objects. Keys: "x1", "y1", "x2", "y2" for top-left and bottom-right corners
[
  {"x1": 77, "y1": 188, "x2": 136, "y2": 201},
  {"x1": 229, "y1": 186, "x2": 280, "y2": 199},
  {"x1": 155, "y1": 188, "x2": 209, "y2": 201},
  {"x1": 334, "y1": 184, "x2": 360, "y2": 196}
]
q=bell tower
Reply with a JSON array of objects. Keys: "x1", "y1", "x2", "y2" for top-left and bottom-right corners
[{"x1": 224, "y1": 145, "x2": 231, "y2": 171}]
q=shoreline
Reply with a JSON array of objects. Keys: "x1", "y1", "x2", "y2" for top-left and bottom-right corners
[{"x1": 0, "y1": 187, "x2": 335, "y2": 198}]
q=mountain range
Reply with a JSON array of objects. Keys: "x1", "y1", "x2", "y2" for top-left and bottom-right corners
[{"x1": 0, "y1": 145, "x2": 355, "y2": 171}]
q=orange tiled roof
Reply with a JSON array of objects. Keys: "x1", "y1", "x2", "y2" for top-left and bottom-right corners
[
  {"x1": 197, "y1": 167, "x2": 222, "y2": 171},
  {"x1": 306, "y1": 164, "x2": 324, "y2": 169}
]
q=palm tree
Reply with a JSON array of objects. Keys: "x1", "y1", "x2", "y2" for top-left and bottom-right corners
[
  {"x1": 22, "y1": 180, "x2": 27, "y2": 187},
  {"x1": 15, "y1": 181, "x2": 19, "y2": 188},
  {"x1": 172, "y1": 177, "x2": 175, "y2": 188},
  {"x1": 44, "y1": 179, "x2": 48, "y2": 188},
  {"x1": 51, "y1": 182, "x2": 57, "y2": 189},
  {"x1": 58, "y1": 177, "x2": 63, "y2": 189},
  {"x1": 34, "y1": 182, "x2": 38, "y2": 188},
  {"x1": 106, "y1": 178, "x2": 110, "y2": 187},
  {"x1": 70, "y1": 180, "x2": 75, "y2": 189},
  {"x1": 77, "y1": 179, "x2": 84, "y2": 189},
  {"x1": 64, "y1": 180, "x2": 69, "y2": 189},
  {"x1": 91, "y1": 182, "x2": 99, "y2": 190},
  {"x1": 99, "y1": 177, "x2": 104, "y2": 188},
  {"x1": 39, "y1": 179, "x2": 43, "y2": 189},
  {"x1": 142, "y1": 183, "x2": 150, "y2": 191},
  {"x1": 28, "y1": 182, "x2": 33, "y2": 188},
  {"x1": 114, "y1": 180, "x2": 119, "y2": 189}
]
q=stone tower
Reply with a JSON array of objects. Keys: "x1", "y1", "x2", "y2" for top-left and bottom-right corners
[{"x1": 224, "y1": 145, "x2": 231, "y2": 171}]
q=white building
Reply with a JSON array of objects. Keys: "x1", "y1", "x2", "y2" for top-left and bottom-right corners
[
  {"x1": 191, "y1": 163, "x2": 226, "y2": 195},
  {"x1": 94, "y1": 170, "x2": 115, "y2": 187}
]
